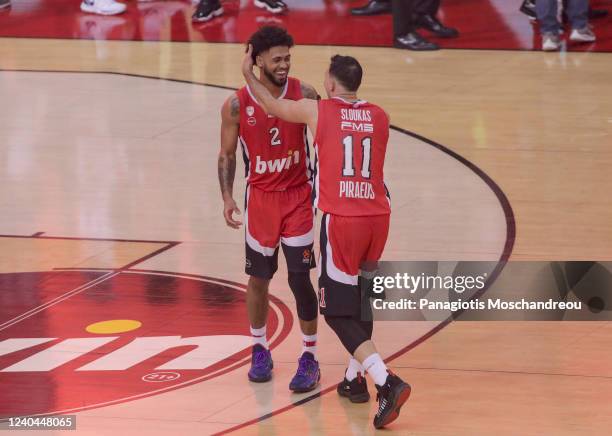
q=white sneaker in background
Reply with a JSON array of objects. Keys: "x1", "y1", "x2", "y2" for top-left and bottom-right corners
[
  {"x1": 542, "y1": 33, "x2": 561, "y2": 51},
  {"x1": 80, "y1": 0, "x2": 127, "y2": 15},
  {"x1": 570, "y1": 27, "x2": 596, "y2": 42}
]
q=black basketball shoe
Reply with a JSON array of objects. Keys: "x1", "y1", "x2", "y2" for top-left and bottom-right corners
[
  {"x1": 192, "y1": 0, "x2": 223, "y2": 22},
  {"x1": 254, "y1": 0, "x2": 287, "y2": 14},
  {"x1": 519, "y1": 0, "x2": 536, "y2": 20},
  {"x1": 337, "y1": 372, "x2": 370, "y2": 403},
  {"x1": 373, "y1": 372, "x2": 411, "y2": 429}
]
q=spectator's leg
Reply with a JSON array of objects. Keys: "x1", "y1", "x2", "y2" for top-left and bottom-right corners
[
  {"x1": 537, "y1": 0, "x2": 562, "y2": 50},
  {"x1": 392, "y1": 0, "x2": 416, "y2": 38},
  {"x1": 392, "y1": 0, "x2": 439, "y2": 50},
  {"x1": 566, "y1": 0, "x2": 588, "y2": 30},
  {"x1": 568, "y1": 0, "x2": 595, "y2": 41},
  {"x1": 536, "y1": 0, "x2": 561, "y2": 34},
  {"x1": 414, "y1": 0, "x2": 458, "y2": 38},
  {"x1": 423, "y1": 0, "x2": 441, "y2": 16}
]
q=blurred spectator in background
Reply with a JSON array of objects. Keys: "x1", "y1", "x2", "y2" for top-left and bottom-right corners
[
  {"x1": 520, "y1": 0, "x2": 608, "y2": 21},
  {"x1": 538, "y1": 0, "x2": 596, "y2": 51},
  {"x1": 0, "y1": 0, "x2": 10, "y2": 10},
  {"x1": 351, "y1": 0, "x2": 391, "y2": 15},
  {"x1": 393, "y1": 0, "x2": 459, "y2": 50},
  {"x1": 193, "y1": 0, "x2": 287, "y2": 22},
  {"x1": 351, "y1": 0, "x2": 458, "y2": 50}
]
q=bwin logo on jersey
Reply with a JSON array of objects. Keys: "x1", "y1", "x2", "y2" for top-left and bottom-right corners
[{"x1": 255, "y1": 150, "x2": 300, "y2": 174}]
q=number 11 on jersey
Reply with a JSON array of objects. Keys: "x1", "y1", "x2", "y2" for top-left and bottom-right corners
[{"x1": 342, "y1": 136, "x2": 371, "y2": 179}]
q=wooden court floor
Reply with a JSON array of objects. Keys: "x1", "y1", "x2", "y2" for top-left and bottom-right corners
[{"x1": 0, "y1": 38, "x2": 611, "y2": 435}]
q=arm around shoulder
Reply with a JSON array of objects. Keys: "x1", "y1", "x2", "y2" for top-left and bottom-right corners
[{"x1": 300, "y1": 82, "x2": 320, "y2": 100}]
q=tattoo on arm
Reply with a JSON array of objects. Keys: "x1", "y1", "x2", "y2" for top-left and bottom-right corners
[
  {"x1": 301, "y1": 83, "x2": 319, "y2": 100},
  {"x1": 218, "y1": 153, "x2": 236, "y2": 199},
  {"x1": 230, "y1": 95, "x2": 240, "y2": 118},
  {"x1": 218, "y1": 94, "x2": 239, "y2": 200}
]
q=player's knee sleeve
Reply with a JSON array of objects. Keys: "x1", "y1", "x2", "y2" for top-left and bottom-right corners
[
  {"x1": 324, "y1": 315, "x2": 370, "y2": 355},
  {"x1": 288, "y1": 271, "x2": 318, "y2": 322}
]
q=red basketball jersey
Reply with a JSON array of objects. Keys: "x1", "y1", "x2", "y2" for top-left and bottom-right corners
[
  {"x1": 313, "y1": 97, "x2": 390, "y2": 216},
  {"x1": 237, "y1": 78, "x2": 311, "y2": 192}
]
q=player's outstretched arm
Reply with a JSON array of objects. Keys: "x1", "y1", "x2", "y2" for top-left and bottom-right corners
[
  {"x1": 218, "y1": 94, "x2": 242, "y2": 229},
  {"x1": 241, "y1": 45, "x2": 318, "y2": 131}
]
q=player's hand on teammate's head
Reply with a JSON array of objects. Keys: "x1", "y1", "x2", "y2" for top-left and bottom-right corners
[
  {"x1": 223, "y1": 198, "x2": 243, "y2": 229},
  {"x1": 242, "y1": 44, "x2": 254, "y2": 77}
]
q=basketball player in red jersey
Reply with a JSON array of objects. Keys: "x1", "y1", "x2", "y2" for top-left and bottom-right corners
[
  {"x1": 242, "y1": 47, "x2": 411, "y2": 429},
  {"x1": 218, "y1": 26, "x2": 321, "y2": 392}
]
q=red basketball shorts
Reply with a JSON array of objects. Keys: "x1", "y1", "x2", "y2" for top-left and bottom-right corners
[
  {"x1": 244, "y1": 183, "x2": 315, "y2": 279},
  {"x1": 318, "y1": 212, "x2": 390, "y2": 316}
]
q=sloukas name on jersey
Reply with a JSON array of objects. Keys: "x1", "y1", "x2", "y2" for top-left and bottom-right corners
[
  {"x1": 237, "y1": 77, "x2": 312, "y2": 192},
  {"x1": 314, "y1": 97, "x2": 391, "y2": 217}
]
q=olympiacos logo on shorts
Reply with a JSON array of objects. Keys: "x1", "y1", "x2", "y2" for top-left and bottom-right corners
[{"x1": 0, "y1": 270, "x2": 291, "y2": 418}]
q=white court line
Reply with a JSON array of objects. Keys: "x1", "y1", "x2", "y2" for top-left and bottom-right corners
[{"x1": 0, "y1": 271, "x2": 118, "y2": 332}]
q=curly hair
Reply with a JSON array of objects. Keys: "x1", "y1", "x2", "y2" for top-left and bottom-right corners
[{"x1": 248, "y1": 25, "x2": 294, "y2": 62}]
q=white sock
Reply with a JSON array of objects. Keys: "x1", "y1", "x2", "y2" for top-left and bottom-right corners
[
  {"x1": 250, "y1": 325, "x2": 268, "y2": 349},
  {"x1": 302, "y1": 333, "x2": 317, "y2": 357},
  {"x1": 345, "y1": 357, "x2": 364, "y2": 381},
  {"x1": 362, "y1": 353, "x2": 388, "y2": 386}
]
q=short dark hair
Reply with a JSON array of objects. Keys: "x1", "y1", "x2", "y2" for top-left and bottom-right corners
[
  {"x1": 329, "y1": 55, "x2": 363, "y2": 92},
  {"x1": 248, "y1": 26, "x2": 294, "y2": 62}
]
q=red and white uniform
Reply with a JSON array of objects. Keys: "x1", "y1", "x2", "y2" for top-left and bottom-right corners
[
  {"x1": 313, "y1": 97, "x2": 390, "y2": 217},
  {"x1": 236, "y1": 78, "x2": 314, "y2": 279},
  {"x1": 237, "y1": 77, "x2": 311, "y2": 192},
  {"x1": 314, "y1": 97, "x2": 390, "y2": 295}
]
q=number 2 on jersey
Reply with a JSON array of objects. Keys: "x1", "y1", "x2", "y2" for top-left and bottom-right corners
[
  {"x1": 342, "y1": 136, "x2": 371, "y2": 178},
  {"x1": 269, "y1": 127, "x2": 281, "y2": 146}
]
